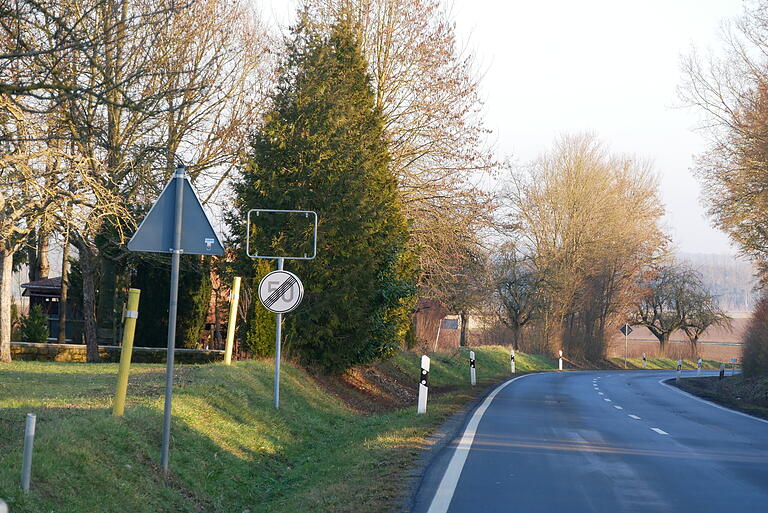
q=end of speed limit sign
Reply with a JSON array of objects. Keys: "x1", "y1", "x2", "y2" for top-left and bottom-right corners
[{"x1": 258, "y1": 270, "x2": 304, "y2": 313}]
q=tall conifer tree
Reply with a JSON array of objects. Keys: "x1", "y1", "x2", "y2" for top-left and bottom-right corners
[{"x1": 230, "y1": 15, "x2": 415, "y2": 372}]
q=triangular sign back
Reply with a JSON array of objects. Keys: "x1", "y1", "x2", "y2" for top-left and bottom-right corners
[{"x1": 127, "y1": 175, "x2": 225, "y2": 255}]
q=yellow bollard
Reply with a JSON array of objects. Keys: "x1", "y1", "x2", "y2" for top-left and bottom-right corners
[
  {"x1": 113, "y1": 288, "x2": 141, "y2": 416},
  {"x1": 224, "y1": 277, "x2": 241, "y2": 365}
]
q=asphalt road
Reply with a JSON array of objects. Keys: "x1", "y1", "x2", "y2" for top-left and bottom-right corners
[{"x1": 412, "y1": 370, "x2": 768, "y2": 513}]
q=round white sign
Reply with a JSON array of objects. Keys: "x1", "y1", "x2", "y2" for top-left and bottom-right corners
[{"x1": 258, "y1": 270, "x2": 304, "y2": 314}]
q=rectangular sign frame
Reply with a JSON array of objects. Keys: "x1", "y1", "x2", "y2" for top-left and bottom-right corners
[{"x1": 246, "y1": 209, "x2": 318, "y2": 260}]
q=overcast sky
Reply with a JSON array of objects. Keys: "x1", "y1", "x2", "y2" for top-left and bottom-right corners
[{"x1": 259, "y1": 0, "x2": 746, "y2": 255}]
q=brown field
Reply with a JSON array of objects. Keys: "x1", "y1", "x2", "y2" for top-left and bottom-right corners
[{"x1": 606, "y1": 316, "x2": 750, "y2": 361}]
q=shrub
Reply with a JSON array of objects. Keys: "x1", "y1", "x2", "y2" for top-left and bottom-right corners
[
  {"x1": 743, "y1": 293, "x2": 768, "y2": 377},
  {"x1": 19, "y1": 304, "x2": 50, "y2": 343}
]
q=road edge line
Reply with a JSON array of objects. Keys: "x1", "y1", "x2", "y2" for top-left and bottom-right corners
[
  {"x1": 658, "y1": 378, "x2": 768, "y2": 426},
  {"x1": 425, "y1": 373, "x2": 536, "y2": 513}
]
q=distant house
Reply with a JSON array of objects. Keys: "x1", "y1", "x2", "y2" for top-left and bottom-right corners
[
  {"x1": 20, "y1": 277, "x2": 61, "y2": 315},
  {"x1": 19, "y1": 276, "x2": 82, "y2": 341}
]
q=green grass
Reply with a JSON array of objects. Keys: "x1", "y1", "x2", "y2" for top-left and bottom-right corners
[
  {"x1": 0, "y1": 347, "x2": 554, "y2": 513},
  {"x1": 606, "y1": 357, "x2": 723, "y2": 370},
  {"x1": 673, "y1": 374, "x2": 768, "y2": 420}
]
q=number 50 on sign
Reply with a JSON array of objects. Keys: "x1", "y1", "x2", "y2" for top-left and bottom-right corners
[{"x1": 258, "y1": 270, "x2": 304, "y2": 314}]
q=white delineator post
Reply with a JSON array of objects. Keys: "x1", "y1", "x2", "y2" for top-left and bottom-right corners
[
  {"x1": 642, "y1": 352, "x2": 647, "y2": 369},
  {"x1": 511, "y1": 348, "x2": 516, "y2": 374},
  {"x1": 697, "y1": 358, "x2": 702, "y2": 377},
  {"x1": 418, "y1": 355, "x2": 430, "y2": 414},
  {"x1": 676, "y1": 359, "x2": 682, "y2": 381},
  {"x1": 469, "y1": 351, "x2": 476, "y2": 386},
  {"x1": 558, "y1": 350, "x2": 563, "y2": 371}
]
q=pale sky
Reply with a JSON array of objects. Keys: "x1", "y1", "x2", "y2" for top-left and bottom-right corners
[{"x1": 259, "y1": 0, "x2": 745, "y2": 255}]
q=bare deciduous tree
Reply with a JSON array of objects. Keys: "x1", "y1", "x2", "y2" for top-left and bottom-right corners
[
  {"x1": 300, "y1": 0, "x2": 498, "y2": 298},
  {"x1": 680, "y1": 0, "x2": 768, "y2": 277},
  {"x1": 1, "y1": 0, "x2": 271, "y2": 357},
  {"x1": 633, "y1": 263, "x2": 728, "y2": 356},
  {"x1": 506, "y1": 134, "x2": 666, "y2": 359},
  {"x1": 493, "y1": 246, "x2": 542, "y2": 350}
]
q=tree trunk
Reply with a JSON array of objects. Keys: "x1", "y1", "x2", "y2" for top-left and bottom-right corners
[
  {"x1": 97, "y1": 257, "x2": 116, "y2": 343},
  {"x1": 213, "y1": 286, "x2": 222, "y2": 349},
  {"x1": 37, "y1": 229, "x2": 50, "y2": 279},
  {"x1": 511, "y1": 324, "x2": 521, "y2": 351},
  {"x1": 80, "y1": 244, "x2": 100, "y2": 362},
  {"x1": 57, "y1": 233, "x2": 70, "y2": 344},
  {"x1": 659, "y1": 332, "x2": 670, "y2": 356},
  {"x1": 459, "y1": 311, "x2": 469, "y2": 347},
  {"x1": 26, "y1": 228, "x2": 38, "y2": 282},
  {"x1": 688, "y1": 334, "x2": 699, "y2": 359},
  {"x1": 0, "y1": 247, "x2": 14, "y2": 363}
]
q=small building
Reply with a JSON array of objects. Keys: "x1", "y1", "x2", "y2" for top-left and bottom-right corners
[
  {"x1": 19, "y1": 276, "x2": 82, "y2": 341},
  {"x1": 20, "y1": 277, "x2": 62, "y2": 317}
]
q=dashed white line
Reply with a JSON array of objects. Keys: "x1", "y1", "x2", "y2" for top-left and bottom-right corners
[
  {"x1": 604, "y1": 398, "x2": 612, "y2": 402},
  {"x1": 613, "y1": 405, "x2": 623, "y2": 410},
  {"x1": 628, "y1": 415, "x2": 641, "y2": 420},
  {"x1": 651, "y1": 428, "x2": 668, "y2": 435},
  {"x1": 598, "y1": 392, "x2": 604, "y2": 395}
]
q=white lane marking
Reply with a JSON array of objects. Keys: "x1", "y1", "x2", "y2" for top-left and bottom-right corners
[
  {"x1": 651, "y1": 428, "x2": 668, "y2": 435},
  {"x1": 598, "y1": 392, "x2": 604, "y2": 395},
  {"x1": 628, "y1": 414, "x2": 641, "y2": 420},
  {"x1": 658, "y1": 378, "x2": 768, "y2": 426},
  {"x1": 426, "y1": 373, "x2": 536, "y2": 513},
  {"x1": 604, "y1": 398, "x2": 612, "y2": 402},
  {"x1": 613, "y1": 405, "x2": 623, "y2": 410}
]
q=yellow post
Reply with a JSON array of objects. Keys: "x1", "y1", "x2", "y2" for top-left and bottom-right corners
[
  {"x1": 224, "y1": 277, "x2": 241, "y2": 365},
  {"x1": 113, "y1": 288, "x2": 141, "y2": 416}
]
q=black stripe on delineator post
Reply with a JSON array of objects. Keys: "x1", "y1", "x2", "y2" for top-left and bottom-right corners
[
  {"x1": 264, "y1": 276, "x2": 297, "y2": 308},
  {"x1": 470, "y1": 358, "x2": 475, "y2": 368},
  {"x1": 420, "y1": 368, "x2": 429, "y2": 387}
]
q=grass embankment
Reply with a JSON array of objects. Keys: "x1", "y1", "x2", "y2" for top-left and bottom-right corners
[
  {"x1": 605, "y1": 357, "x2": 722, "y2": 370},
  {"x1": 0, "y1": 346, "x2": 553, "y2": 513},
  {"x1": 673, "y1": 374, "x2": 768, "y2": 420}
]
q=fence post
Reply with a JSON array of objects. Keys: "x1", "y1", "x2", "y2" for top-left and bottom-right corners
[
  {"x1": 224, "y1": 277, "x2": 242, "y2": 365},
  {"x1": 20, "y1": 413, "x2": 36, "y2": 492},
  {"x1": 114, "y1": 288, "x2": 141, "y2": 416}
]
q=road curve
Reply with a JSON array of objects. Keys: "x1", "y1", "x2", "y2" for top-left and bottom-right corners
[{"x1": 411, "y1": 370, "x2": 768, "y2": 513}]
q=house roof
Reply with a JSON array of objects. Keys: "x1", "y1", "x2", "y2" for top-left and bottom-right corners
[{"x1": 20, "y1": 276, "x2": 62, "y2": 291}]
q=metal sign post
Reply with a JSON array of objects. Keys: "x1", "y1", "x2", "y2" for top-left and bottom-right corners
[
  {"x1": 160, "y1": 168, "x2": 184, "y2": 473},
  {"x1": 248, "y1": 209, "x2": 317, "y2": 409},
  {"x1": 127, "y1": 164, "x2": 224, "y2": 472},
  {"x1": 619, "y1": 324, "x2": 633, "y2": 369}
]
